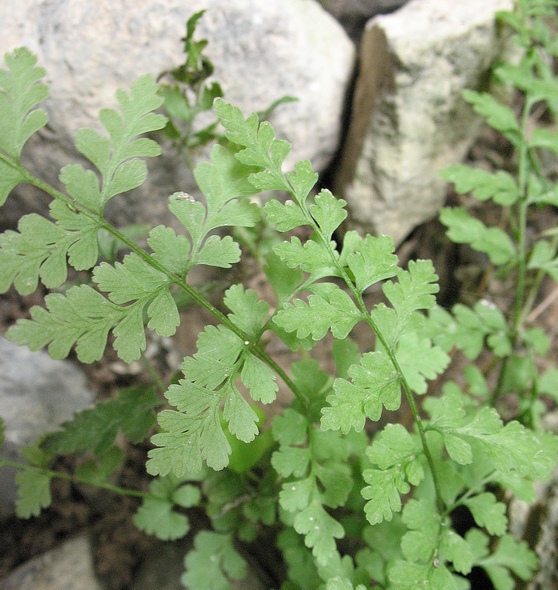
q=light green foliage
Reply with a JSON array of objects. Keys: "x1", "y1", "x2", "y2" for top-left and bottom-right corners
[
  {"x1": 362, "y1": 425, "x2": 424, "y2": 524},
  {"x1": 15, "y1": 467, "x2": 52, "y2": 518},
  {"x1": 134, "y1": 475, "x2": 201, "y2": 540},
  {"x1": 467, "y1": 529, "x2": 538, "y2": 590},
  {"x1": 13, "y1": 445, "x2": 54, "y2": 518},
  {"x1": 0, "y1": 48, "x2": 48, "y2": 204},
  {"x1": 182, "y1": 531, "x2": 247, "y2": 590},
  {"x1": 3, "y1": 3, "x2": 558, "y2": 589},
  {"x1": 147, "y1": 285, "x2": 277, "y2": 476},
  {"x1": 0, "y1": 71, "x2": 165, "y2": 297}
]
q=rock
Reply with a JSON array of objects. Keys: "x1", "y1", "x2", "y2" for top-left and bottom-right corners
[
  {"x1": 0, "y1": 0, "x2": 355, "y2": 229},
  {"x1": 0, "y1": 337, "x2": 96, "y2": 519},
  {"x1": 333, "y1": 0, "x2": 515, "y2": 246},
  {"x1": 0, "y1": 534, "x2": 102, "y2": 590},
  {"x1": 320, "y1": 0, "x2": 410, "y2": 43}
]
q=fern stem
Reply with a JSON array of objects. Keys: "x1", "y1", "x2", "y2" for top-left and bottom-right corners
[
  {"x1": 362, "y1": 306, "x2": 445, "y2": 513},
  {"x1": 0, "y1": 458, "x2": 151, "y2": 500},
  {"x1": 21, "y1": 170, "x2": 307, "y2": 406},
  {"x1": 512, "y1": 93, "x2": 536, "y2": 337},
  {"x1": 290, "y1": 187, "x2": 445, "y2": 512}
]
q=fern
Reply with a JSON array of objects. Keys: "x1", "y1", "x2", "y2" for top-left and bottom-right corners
[{"x1": 2, "y1": 3, "x2": 558, "y2": 588}]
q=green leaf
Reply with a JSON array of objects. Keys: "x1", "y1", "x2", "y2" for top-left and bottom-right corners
[
  {"x1": 380, "y1": 260, "x2": 440, "y2": 346},
  {"x1": 440, "y1": 207, "x2": 516, "y2": 265},
  {"x1": 440, "y1": 530, "x2": 474, "y2": 575},
  {"x1": 0, "y1": 214, "x2": 66, "y2": 294},
  {"x1": 315, "y1": 461, "x2": 353, "y2": 509},
  {"x1": 274, "y1": 236, "x2": 338, "y2": 278},
  {"x1": 148, "y1": 225, "x2": 191, "y2": 276},
  {"x1": 389, "y1": 560, "x2": 457, "y2": 590},
  {"x1": 362, "y1": 467, "x2": 410, "y2": 525},
  {"x1": 366, "y1": 424, "x2": 423, "y2": 479},
  {"x1": 272, "y1": 445, "x2": 311, "y2": 478},
  {"x1": 347, "y1": 234, "x2": 399, "y2": 292},
  {"x1": 396, "y1": 332, "x2": 450, "y2": 394},
  {"x1": 15, "y1": 468, "x2": 52, "y2": 518},
  {"x1": 309, "y1": 189, "x2": 347, "y2": 240},
  {"x1": 224, "y1": 284, "x2": 269, "y2": 336},
  {"x1": 183, "y1": 531, "x2": 247, "y2": 590},
  {"x1": 279, "y1": 477, "x2": 314, "y2": 512},
  {"x1": 75, "y1": 446, "x2": 124, "y2": 484},
  {"x1": 0, "y1": 47, "x2": 48, "y2": 169},
  {"x1": 272, "y1": 408, "x2": 309, "y2": 447},
  {"x1": 529, "y1": 127, "x2": 558, "y2": 153},
  {"x1": 400, "y1": 499, "x2": 441, "y2": 563},
  {"x1": 275, "y1": 287, "x2": 361, "y2": 340},
  {"x1": 286, "y1": 159, "x2": 319, "y2": 205},
  {"x1": 264, "y1": 198, "x2": 309, "y2": 232},
  {"x1": 93, "y1": 253, "x2": 179, "y2": 339},
  {"x1": 452, "y1": 301, "x2": 511, "y2": 359},
  {"x1": 468, "y1": 529, "x2": 538, "y2": 590},
  {"x1": 293, "y1": 498, "x2": 344, "y2": 566},
  {"x1": 463, "y1": 492, "x2": 507, "y2": 536},
  {"x1": 240, "y1": 353, "x2": 278, "y2": 404},
  {"x1": 326, "y1": 577, "x2": 366, "y2": 590},
  {"x1": 93, "y1": 252, "x2": 168, "y2": 304},
  {"x1": 133, "y1": 476, "x2": 200, "y2": 541},
  {"x1": 42, "y1": 386, "x2": 158, "y2": 456},
  {"x1": 5, "y1": 285, "x2": 126, "y2": 362},
  {"x1": 147, "y1": 325, "x2": 246, "y2": 475},
  {"x1": 462, "y1": 90, "x2": 520, "y2": 145},
  {"x1": 439, "y1": 165, "x2": 519, "y2": 206},
  {"x1": 49, "y1": 200, "x2": 101, "y2": 269},
  {"x1": 214, "y1": 99, "x2": 290, "y2": 192},
  {"x1": 362, "y1": 425, "x2": 424, "y2": 525},
  {"x1": 72, "y1": 75, "x2": 165, "y2": 209},
  {"x1": 222, "y1": 383, "x2": 259, "y2": 443},
  {"x1": 133, "y1": 495, "x2": 190, "y2": 540},
  {"x1": 321, "y1": 352, "x2": 401, "y2": 433},
  {"x1": 148, "y1": 406, "x2": 231, "y2": 475}
]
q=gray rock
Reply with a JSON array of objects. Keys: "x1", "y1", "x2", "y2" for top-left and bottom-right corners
[
  {"x1": 0, "y1": 534, "x2": 102, "y2": 590},
  {"x1": 0, "y1": 0, "x2": 354, "y2": 229},
  {"x1": 334, "y1": 0, "x2": 514, "y2": 246},
  {"x1": 0, "y1": 337, "x2": 96, "y2": 519}
]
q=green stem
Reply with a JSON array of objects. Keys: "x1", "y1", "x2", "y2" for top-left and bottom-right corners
[
  {"x1": 17, "y1": 168, "x2": 306, "y2": 407},
  {"x1": 289, "y1": 185, "x2": 445, "y2": 512},
  {"x1": 0, "y1": 458, "x2": 151, "y2": 500},
  {"x1": 512, "y1": 96, "x2": 535, "y2": 337}
]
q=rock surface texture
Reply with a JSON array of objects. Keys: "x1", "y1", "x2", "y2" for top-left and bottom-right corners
[
  {"x1": 334, "y1": 0, "x2": 515, "y2": 246},
  {"x1": 0, "y1": 0, "x2": 354, "y2": 229},
  {"x1": 0, "y1": 535, "x2": 102, "y2": 590},
  {"x1": 0, "y1": 337, "x2": 95, "y2": 519}
]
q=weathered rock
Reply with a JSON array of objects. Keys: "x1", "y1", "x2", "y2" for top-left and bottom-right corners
[
  {"x1": 0, "y1": 337, "x2": 96, "y2": 519},
  {"x1": 320, "y1": 0, "x2": 410, "y2": 43},
  {"x1": 0, "y1": 0, "x2": 354, "y2": 229},
  {"x1": 334, "y1": 0, "x2": 515, "y2": 246},
  {"x1": 0, "y1": 534, "x2": 102, "y2": 590}
]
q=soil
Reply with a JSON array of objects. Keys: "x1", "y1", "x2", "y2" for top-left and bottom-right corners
[{"x1": 1, "y1": 119, "x2": 558, "y2": 589}]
